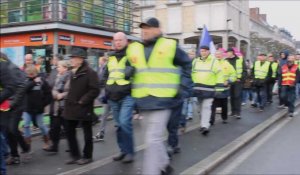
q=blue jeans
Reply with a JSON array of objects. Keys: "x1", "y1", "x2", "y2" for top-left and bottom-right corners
[
  {"x1": 167, "y1": 103, "x2": 183, "y2": 148},
  {"x1": 0, "y1": 131, "x2": 7, "y2": 175},
  {"x1": 22, "y1": 112, "x2": 49, "y2": 138},
  {"x1": 108, "y1": 96, "x2": 135, "y2": 155},
  {"x1": 242, "y1": 89, "x2": 252, "y2": 103},
  {"x1": 281, "y1": 86, "x2": 296, "y2": 113},
  {"x1": 255, "y1": 85, "x2": 267, "y2": 109},
  {"x1": 296, "y1": 83, "x2": 300, "y2": 99}
]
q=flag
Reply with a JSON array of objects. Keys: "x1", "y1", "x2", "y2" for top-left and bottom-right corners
[{"x1": 198, "y1": 25, "x2": 216, "y2": 55}]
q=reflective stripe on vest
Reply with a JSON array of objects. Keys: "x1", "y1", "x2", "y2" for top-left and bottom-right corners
[
  {"x1": 271, "y1": 62, "x2": 278, "y2": 78},
  {"x1": 192, "y1": 55, "x2": 218, "y2": 87},
  {"x1": 282, "y1": 64, "x2": 298, "y2": 86},
  {"x1": 236, "y1": 57, "x2": 243, "y2": 79},
  {"x1": 127, "y1": 38, "x2": 179, "y2": 98},
  {"x1": 106, "y1": 56, "x2": 130, "y2": 85},
  {"x1": 254, "y1": 61, "x2": 270, "y2": 79}
]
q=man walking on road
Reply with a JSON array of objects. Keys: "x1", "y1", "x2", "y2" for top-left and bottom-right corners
[
  {"x1": 63, "y1": 48, "x2": 99, "y2": 165},
  {"x1": 252, "y1": 54, "x2": 272, "y2": 112},
  {"x1": 192, "y1": 46, "x2": 223, "y2": 135},
  {"x1": 278, "y1": 54, "x2": 300, "y2": 117},
  {"x1": 210, "y1": 50, "x2": 236, "y2": 125},
  {"x1": 266, "y1": 54, "x2": 278, "y2": 103},
  {"x1": 101, "y1": 32, "x2": 136, "y2": 163},
  {"x1": 127, "y1": 17, "x2": 192, "y2": 175},
  {"x1": 226, "y1": 48, "x2": 247, "y2": 119}
]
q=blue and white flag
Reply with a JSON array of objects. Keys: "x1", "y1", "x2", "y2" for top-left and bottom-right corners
[{"x1": 198, "y1": 25, "x2": 216, "y2": 55}]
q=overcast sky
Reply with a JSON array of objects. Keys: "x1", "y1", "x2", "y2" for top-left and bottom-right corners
[{"x1": 249, "y1": 0, "x2": 300, "y2": 40}]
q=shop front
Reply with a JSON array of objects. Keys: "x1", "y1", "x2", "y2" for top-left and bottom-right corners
[{"x1": 0, "y1": 30, "x2": 113, "y2": 71}]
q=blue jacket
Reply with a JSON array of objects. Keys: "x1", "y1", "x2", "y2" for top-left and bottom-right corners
[{"x1": 135, "y1": 37, "x2": 193, "y2": 110}]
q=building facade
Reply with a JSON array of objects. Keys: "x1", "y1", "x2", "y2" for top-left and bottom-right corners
[
  {"x1": 0, "y1": 0, "x2": 137, "y2": 69},
  {"x1": 250, "y1": 7, "x2": 296, "y2": 59},
  {"x1": 133, "y1": 0, "x2": 250, "y2": 58}
]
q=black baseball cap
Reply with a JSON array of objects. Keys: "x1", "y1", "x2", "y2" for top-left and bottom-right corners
[
  {"x1": 200, "y1": 45, "x2": 210, "y2": 50},
  {"x1": 139, "y1": 17, "x2": 160, "y2": 28},
  {"x1": 69, "y1": 48, "x2": 87, "y2": 59}
]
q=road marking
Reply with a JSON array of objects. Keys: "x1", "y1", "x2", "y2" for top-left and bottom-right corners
[
  {"x1": 57, "y1": 120, "x2": 202, "y2": 175},
  {"x1": 218, "y1": 117, "x2": 291, "y2": 174}
]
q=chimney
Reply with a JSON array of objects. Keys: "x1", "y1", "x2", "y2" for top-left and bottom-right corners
[{"x1": 260, "y1": 14, "x2": 267, "y2": 22}]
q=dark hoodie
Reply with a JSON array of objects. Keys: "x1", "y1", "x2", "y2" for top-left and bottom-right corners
[
  {"x1": 279, "y1": 50, "x2": 289, "y2": 67},
  {"x1": 133, "y1": 36, "x2": 193, "y2": 110}
]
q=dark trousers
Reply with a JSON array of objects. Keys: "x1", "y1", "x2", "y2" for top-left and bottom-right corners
[
  {"x1": 6, "y1": 109, "x2": 29, "y2": 157},
  {"x1": 167, "y1": 103, "x2": 183, "y2": 148},
  {"x1": 266, "y1": 82, "x2": 275, "y2": 102},
  {"x1": 230, "y1": 82, "x2": 243, "y2": 115},
  {"x1": 210, "y1": 98, "x2": 228, "y2": 124},
  {"x1": 281, "y1": 86, "x2": 296, "y2": 113},
  {"x1": 256, "y1": 85, "x2": 267, "y2": 109},
  {"x1": 65, "y1": 120, "x2": 93, "y2": 159},
  {"x1": 49, "y1": 114, "x2": 66, "y2": 150}
]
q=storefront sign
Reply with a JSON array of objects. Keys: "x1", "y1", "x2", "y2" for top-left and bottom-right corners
[
  {"x1": 1, "y1": 32, "x2": 53, "y2": 48},
  {"x1": 104, "y1": 41, "x2": 112, "y2": 46},
  {"x1": 58, "y1": 31, "x2": 112, "y2": 49}
]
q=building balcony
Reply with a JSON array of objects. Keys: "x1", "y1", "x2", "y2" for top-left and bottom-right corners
[{"x1": 0, "y1": 0, "x2": 137, "y2": 34}]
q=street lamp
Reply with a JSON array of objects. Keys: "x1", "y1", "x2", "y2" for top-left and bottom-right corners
[{"x1": 224, "y1": 19, "x2": 231, "y2": 49}]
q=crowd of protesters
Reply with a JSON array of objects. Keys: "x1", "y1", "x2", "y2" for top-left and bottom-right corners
[{"x1": 1, "y1": 17, "x2": 300, "y2": 175}]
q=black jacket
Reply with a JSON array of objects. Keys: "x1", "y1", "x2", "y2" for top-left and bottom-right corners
[
  {"x1": 226, "y1": 56, "x2": 247, "y2": 83},
  {"x1": 24, "y1": 76, "x2": 52, "y2": 114},
  {"x1": 102, "y1": 47, "x2": 135, "y2": 101},
  {"x1": 63, "y1": 61, "x2": 100, "y2": 121},
  {"x1": 0, "y1": 59, "x2": 27, "y2": 110},
  {"x1": 133, "y1": 37, "x2": 193, "y2": 110}
]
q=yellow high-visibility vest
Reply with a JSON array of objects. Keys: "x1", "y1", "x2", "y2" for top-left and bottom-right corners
[
  {"x1": 106, "y1": 56, "x2": 130, "y2": 86},
  {"x1": 236, "y1": 57, "x2": 243, "y2": 79},
  {"x1": 127, "y1": 38, "x2": 179, "y2": 98},
  {"x1": 215, "y1": 59, "x2": 237, "y2": 92},
  {"x1": 271, "y1": 62, "x2": 278, "y2": 78},
  {"x1": 254, "y1": 61, "x2": 271, "y2": 79},
  {"x1": 192, "y1": 55, "x2": 224, "y2": 92}
]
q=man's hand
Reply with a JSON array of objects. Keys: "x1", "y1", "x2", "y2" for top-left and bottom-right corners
[
  {"x1": 34, "y1": 77, "x2": 41, "y2": 83},
  {"x1": 224, "y1": 81, "x2": 229, "y2": 86}
]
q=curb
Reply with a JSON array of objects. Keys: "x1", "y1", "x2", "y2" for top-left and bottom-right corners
[{"x1": 180, "y1": 102, "x2": 299, "y2": 175}]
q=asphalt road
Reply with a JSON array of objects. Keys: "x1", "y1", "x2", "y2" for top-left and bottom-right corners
[
  {"x1": 212, "y1": 108, "x2": 300, "y2": 175},
  {"x1": 7, "y1": 101, "x2": 287, "y2": 175}
]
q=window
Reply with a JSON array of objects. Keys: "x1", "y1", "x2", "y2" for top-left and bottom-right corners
[
  {"x1": 93, "y1": 1, "x2": 104, "y2": 26},
  {"x1": 141, "y1": 0, "x2": 155, "y2": 6},
  {"x1": 25, "y1": 0, "x2": 42, "y2": 21},
  {"x1": 83, "y1": 11, "x2": 93, "y2": 24},
  {"x1": 8, "y1": 10, "x2": 22, "y2": 23}
]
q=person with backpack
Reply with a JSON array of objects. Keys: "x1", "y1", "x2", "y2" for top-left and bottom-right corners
[{"x1": 23, "y1": 65, "x2": 52, "y2": 150}]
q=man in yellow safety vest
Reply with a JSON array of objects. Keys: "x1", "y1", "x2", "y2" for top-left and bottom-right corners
[
  {"x1": 252, "y1": 53, "x2": 272, "y2": 112},
  {"x1": 226, "y1": 48, "x2": 247, "y2": 119},
  {"x1": 192, "y1": 46, "x2": 224, "y2": 135},
  {"x1": 127, "y1": 17, "x2": 192, "y2": 175}
]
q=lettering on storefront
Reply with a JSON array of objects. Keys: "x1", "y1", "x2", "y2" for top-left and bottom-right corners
[
  {"x1": 104, "y1": 41, "x2": 112, "y2": 46},
  {"x1": 30, "y1": 35, "x2": 47, "y2": 42}
]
